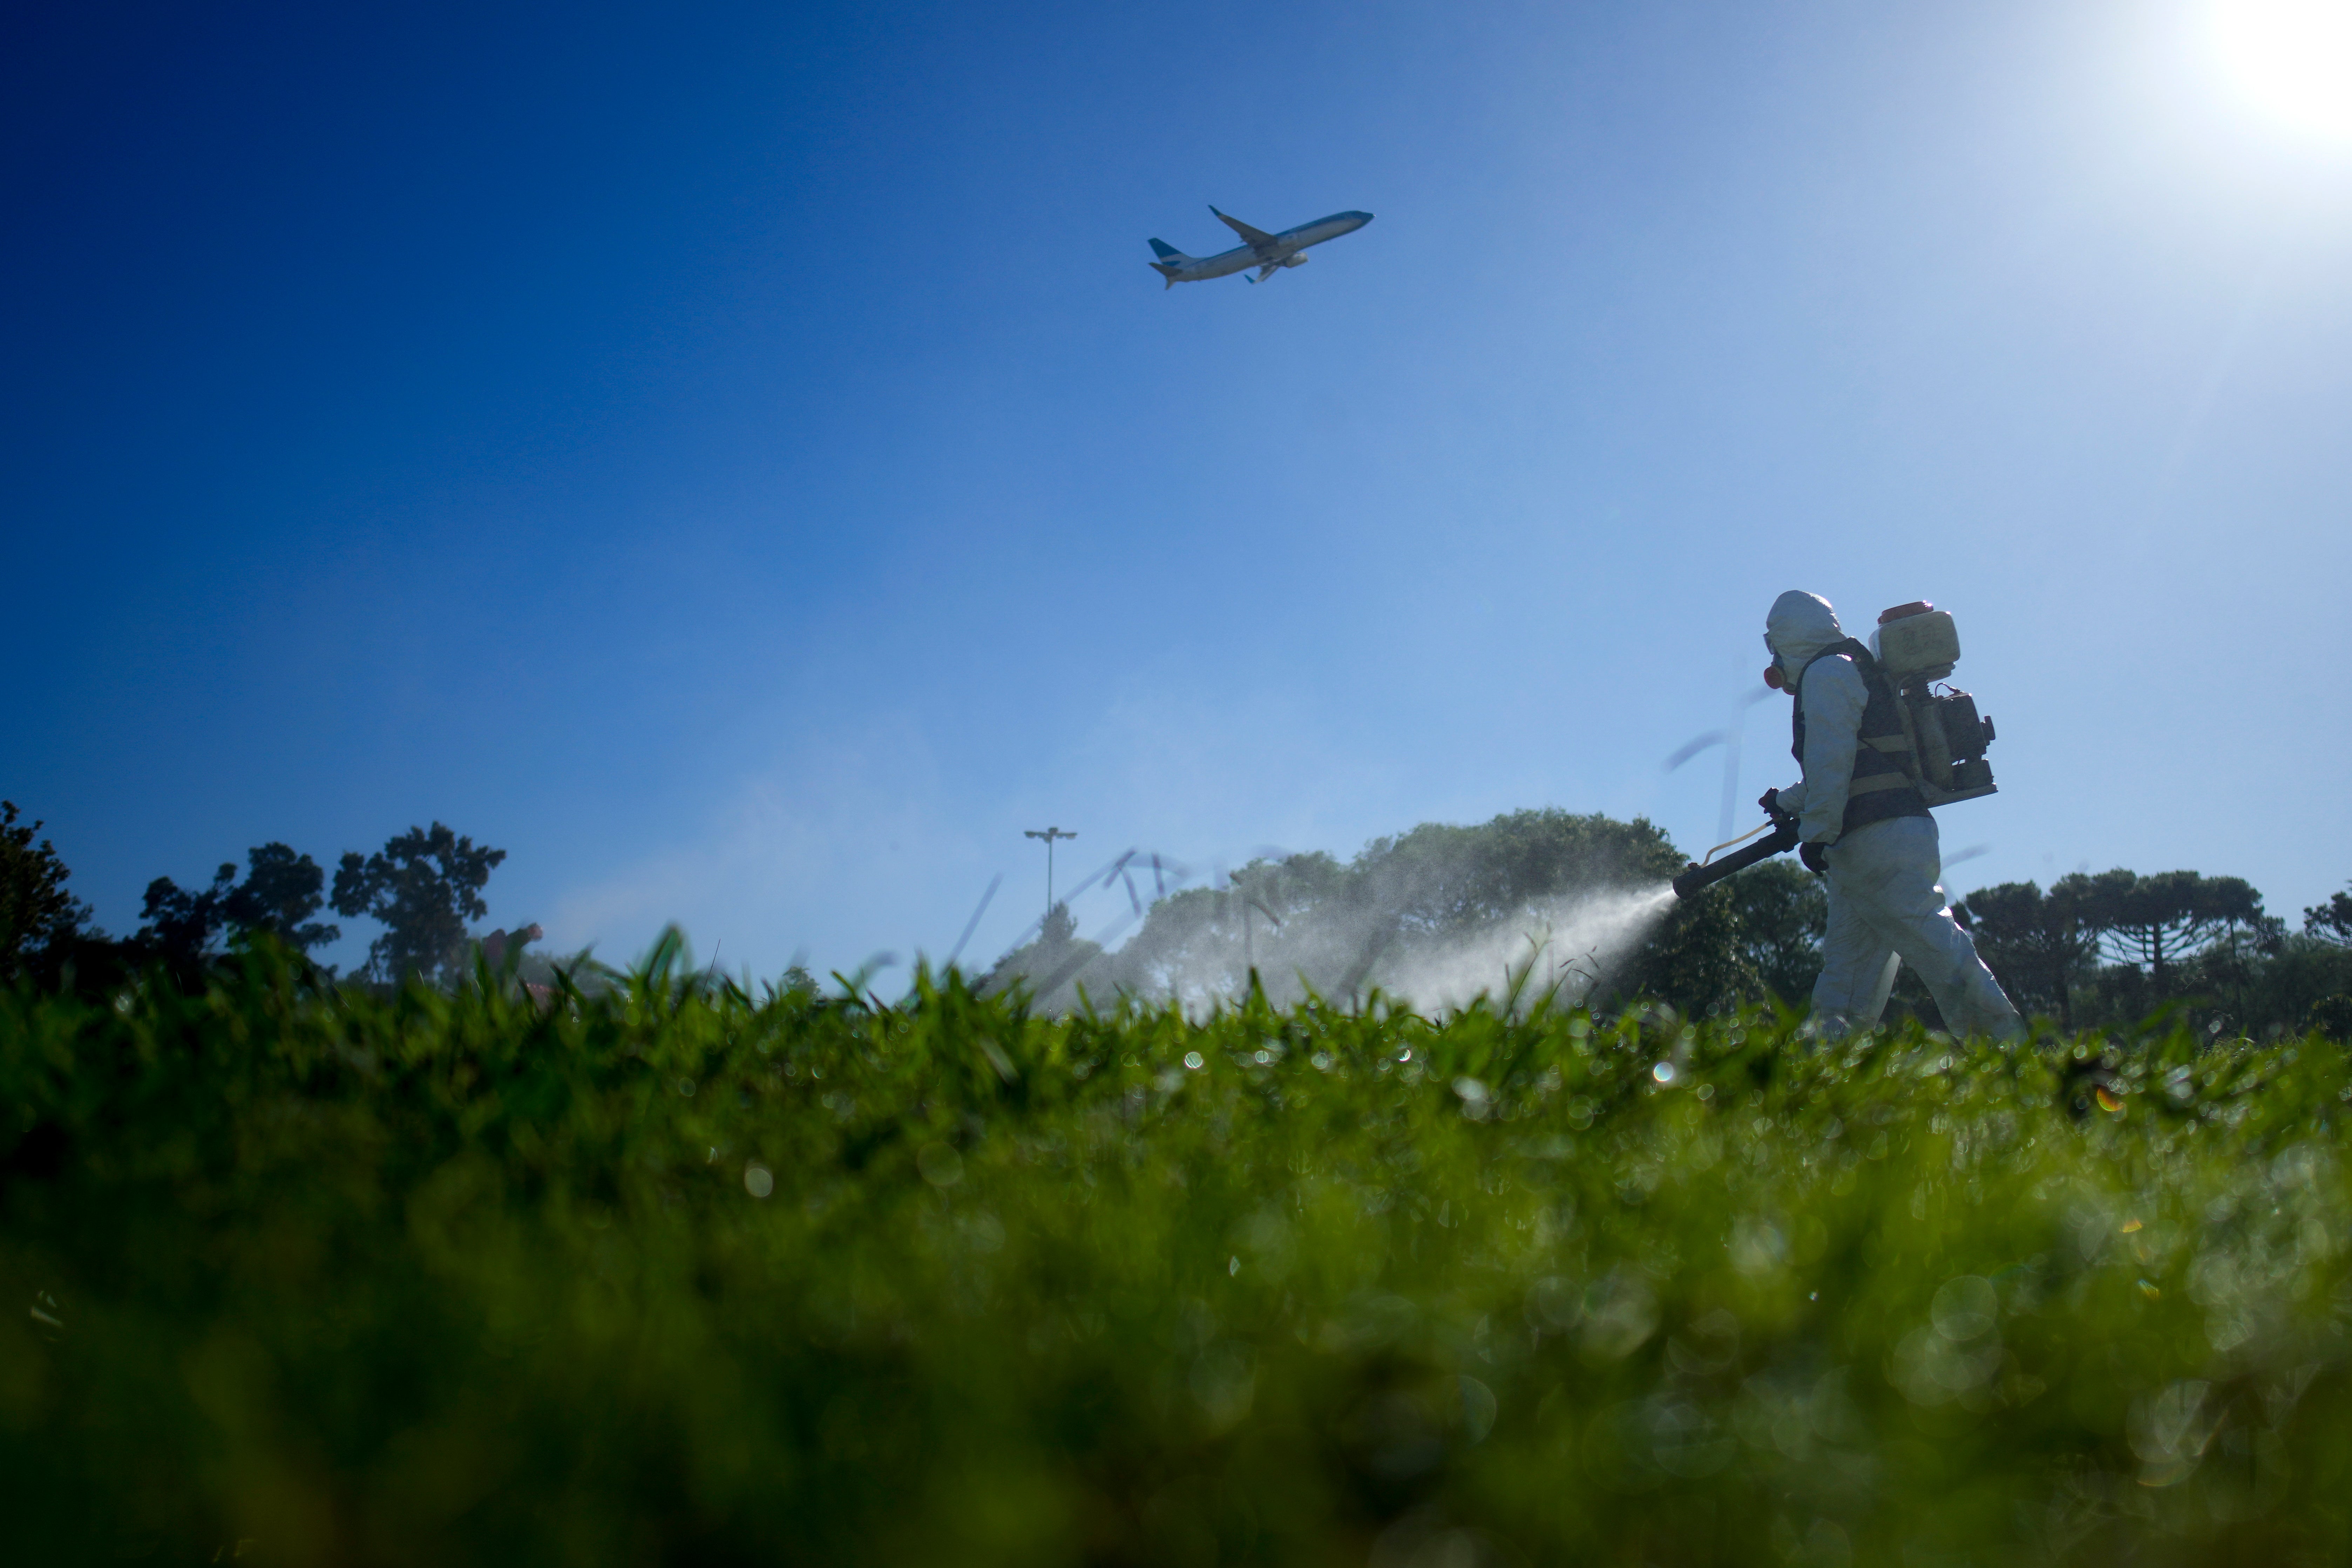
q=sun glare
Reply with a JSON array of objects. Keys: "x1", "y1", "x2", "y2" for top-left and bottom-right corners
[{"x1": 2211, "y1": 0, "x2": 2352, "y2": 141}]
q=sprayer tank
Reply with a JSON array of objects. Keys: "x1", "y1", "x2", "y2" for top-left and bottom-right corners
[
  {"x1": 1869, "y1": 602, "x2": 1997, "y2": 807},
  {"x1": 1873, "y1": 606, "x2": 1960, "y2": 679}
]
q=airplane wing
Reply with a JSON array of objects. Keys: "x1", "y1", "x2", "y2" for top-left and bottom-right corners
[
  {"x1": 1210, "y1": 206, "x2": 1278, "y2": 248},
  {"x1": 1249, "y1": 262, "x2": 1281, "y2": 284}
]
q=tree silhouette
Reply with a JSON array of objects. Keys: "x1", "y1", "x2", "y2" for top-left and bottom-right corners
[
  {"x1": 982, "y1": 901, "x2": 1106, "y2": 1008},
  {"x1": 1725, "y1": 859, "x2": 1826, "y2": 1009},
  {"x1": 138, "y1": 863, "x2": 236, "y2": 967},
  {"x1": 331, "y1": 823, "x2": 505, "y2": 986},
  {"x1": 2305, "y1": 884, "x2": 2352, "y2": 946},
  {"x1": 225, "y1": 843, "x2": 339, "y2": 952},
  {"x1": 140, "y1": 844, "x2": 340, "y2": 967},
  {"x1": 1959, "y1": 878, "x2": 2099, "y2": 1030},
  {"x1": 1, "y1": 801, "x2": 93, "y2": 980}
]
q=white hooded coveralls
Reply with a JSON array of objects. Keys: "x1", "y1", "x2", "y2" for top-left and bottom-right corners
[{"x1": 1765, "y1": 591, "x2": 2023, "y2": 1041}]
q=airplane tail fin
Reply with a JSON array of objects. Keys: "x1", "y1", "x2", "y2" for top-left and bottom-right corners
[{"x1": 1150, "y1": 238, "x2": 1193, "y2": 287}]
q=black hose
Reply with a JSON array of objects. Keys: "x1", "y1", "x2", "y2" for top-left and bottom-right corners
[{"x1": 1671, "y1": 821, "x2": 1801, "y2": 899}]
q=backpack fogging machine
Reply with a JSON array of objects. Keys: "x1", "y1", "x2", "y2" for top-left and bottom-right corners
[{"x1": 1670, "y1": 600, "x2": 1997, "y2": 903}]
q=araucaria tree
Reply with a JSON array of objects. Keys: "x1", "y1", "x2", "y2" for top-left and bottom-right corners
[
  {"x1": 2075, "y1": 869, "x2": 2279, "y2": 991},
  {"x1": 331, "y1": 823, "x2": 505, "y2": 986}
]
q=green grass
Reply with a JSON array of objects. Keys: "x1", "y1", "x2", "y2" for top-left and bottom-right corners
[{"x1": 3, "y1": 943, "x2": 2349, "y2": 1564}]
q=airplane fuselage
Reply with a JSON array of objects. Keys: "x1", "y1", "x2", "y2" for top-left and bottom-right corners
[{"x1": 1149, "y1": 209, "x2": 1373, "y2": 286}]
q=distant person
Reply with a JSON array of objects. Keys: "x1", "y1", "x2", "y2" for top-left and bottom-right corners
[
  {"x1": 481, "y1": 923, "x2": 543, "y2": 970},
  {"x1": 1761, "y1": 590, "x2": 2023, "y2": 1040}
]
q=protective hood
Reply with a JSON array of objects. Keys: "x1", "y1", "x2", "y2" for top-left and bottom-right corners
[{"x1": 1765, "y1": 590, "x2": 1844, "y2": 673}]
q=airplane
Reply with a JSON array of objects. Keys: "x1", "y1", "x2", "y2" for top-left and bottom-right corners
[{"x1": 1146, "y1": 205, "x2": 1374, "y2": 288}]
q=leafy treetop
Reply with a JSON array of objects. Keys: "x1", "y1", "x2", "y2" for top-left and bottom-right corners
[
  {"x1": 331, "y1": 823, "x2": 507, "y2": 986},
  {"x1": 2305, "y1": 884, "x2": 2352, "y2": 945}
]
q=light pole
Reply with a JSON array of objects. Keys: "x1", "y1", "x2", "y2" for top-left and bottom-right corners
[{"x1": 1024, "y1": 827, "x2": 1077, "y2": 920}]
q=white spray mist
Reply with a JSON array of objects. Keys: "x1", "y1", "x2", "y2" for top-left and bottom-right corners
[{"x1": 1376, "y1": 883, "x2": 1680, "y2": 1014}]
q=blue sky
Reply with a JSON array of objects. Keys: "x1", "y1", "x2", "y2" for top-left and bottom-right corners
[{"x1": 8, "y1": 0, "x2": 2349, "y2": 979}]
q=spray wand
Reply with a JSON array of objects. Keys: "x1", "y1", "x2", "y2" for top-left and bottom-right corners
[{"x1": 1670, "y1": 795, "x2": 1801, "y2": 900}]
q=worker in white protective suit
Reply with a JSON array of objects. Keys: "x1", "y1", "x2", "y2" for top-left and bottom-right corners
[{"x1": 1761, "y1": 590, "x2": 2024, "y2": 1040}]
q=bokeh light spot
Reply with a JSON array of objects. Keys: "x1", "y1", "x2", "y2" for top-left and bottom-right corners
[{"x1": 916, "y1": 1141, "x2": 965, "y2": 1187}]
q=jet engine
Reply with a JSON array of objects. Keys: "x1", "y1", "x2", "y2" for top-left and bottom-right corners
[{"x1": 1282, "y1": 252, "x2": 1308, "y2": 267}]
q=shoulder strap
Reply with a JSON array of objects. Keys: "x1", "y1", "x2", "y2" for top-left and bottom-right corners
[
  {"x1": 1796, "y1": 638, "x2": 1858, "y2": 694},
  {"x1": 1798, "y1": 637, "x2": 1888, "y2": 689},
  {"x1": 1799, "y1": 638, "x2": 1914, "y2": 751}
]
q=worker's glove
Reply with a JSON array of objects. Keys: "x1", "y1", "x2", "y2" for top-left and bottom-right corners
[
  {"x1": 1760, "y1": 790, "x2": 1796, "y2": 831},
  {"x1": 1799, "y1": 841, "x2": 1829, "y2": 876}
]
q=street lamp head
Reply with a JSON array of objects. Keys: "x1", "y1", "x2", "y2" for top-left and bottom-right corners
[{"x1": 1024, "y1": 827, "x2": 1077, "y2": 920}]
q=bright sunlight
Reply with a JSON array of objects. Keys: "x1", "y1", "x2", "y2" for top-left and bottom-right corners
[{"x1": 2211, "y1": 0, "x2": 2352, "y2": 141}]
